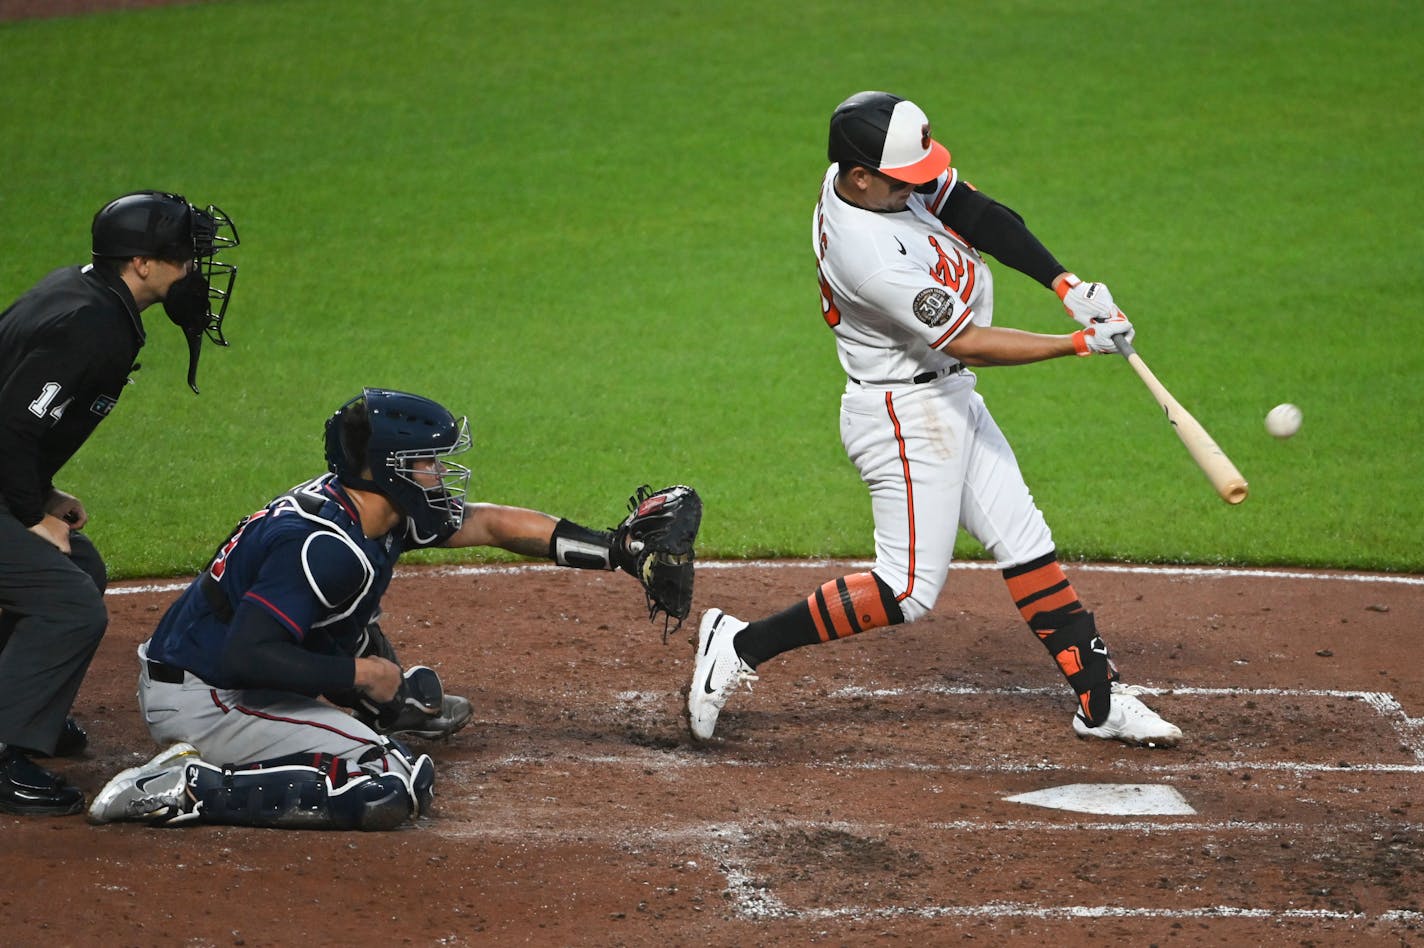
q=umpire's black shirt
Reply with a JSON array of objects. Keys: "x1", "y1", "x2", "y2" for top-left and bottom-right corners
[{"x1": 0, "y1": 264, "x2": 145, "y2": 527}]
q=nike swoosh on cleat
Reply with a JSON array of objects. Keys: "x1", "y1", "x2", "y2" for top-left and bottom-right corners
[
  {"x1": 701, "y1": 659, "x2": 719, "y2": 695},
  {"x1": 134, "y1": 772, "x2": 168, "y2": 792}
]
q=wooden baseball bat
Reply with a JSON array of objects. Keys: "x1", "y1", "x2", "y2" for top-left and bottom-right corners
[{"x1": 1114, "y1": 336, "x2": 1248, "y2": 505}]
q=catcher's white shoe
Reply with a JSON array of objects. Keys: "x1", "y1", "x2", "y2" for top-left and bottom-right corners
[
  {"x1": 688, "y1": 609, "x2": 757, "y2": 741},
  {"x1": 1072, "y1": 684, "x2": 1182, "y2": 748},
  {"x1": 88, "y1": 742, "x2": 201, "y2": 824}
]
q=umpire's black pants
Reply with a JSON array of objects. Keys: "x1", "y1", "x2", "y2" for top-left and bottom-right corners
[{"x1": 0, "y1": 507, "x2": 108, "y2": 756}]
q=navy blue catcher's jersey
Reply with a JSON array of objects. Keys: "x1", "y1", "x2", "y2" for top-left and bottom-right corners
[{"x1": 146, "y1": 474, "x2": 436, "y2": 686}]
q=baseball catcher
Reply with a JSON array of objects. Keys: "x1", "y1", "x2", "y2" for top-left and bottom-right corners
[{"x1": 88, "y1": 389, "x2": 702, "y2": 830}]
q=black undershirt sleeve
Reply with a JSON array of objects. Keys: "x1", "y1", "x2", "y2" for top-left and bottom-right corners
[
  {"x1": 218, "y1": 601, "x2": 357, "y2": 697},
  {"x1": 935, "y1": 181, "x2": 1065, "y2": 288}
]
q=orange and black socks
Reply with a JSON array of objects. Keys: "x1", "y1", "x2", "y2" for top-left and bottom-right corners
[
  {"x1": 1003, "y1": 551, "x2": 1114, "y2": 724},
  {"x1": 736, "y1": 571, "x2": 903, "y2": 668}
]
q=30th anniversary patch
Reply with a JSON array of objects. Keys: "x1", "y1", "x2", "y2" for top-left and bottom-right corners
[{"x1": 913, "y1": 287, "x2": 953, "y2": 327}]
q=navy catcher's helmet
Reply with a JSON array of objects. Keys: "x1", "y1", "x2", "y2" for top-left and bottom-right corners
[{"x1": 325, "y1": 389, "x2": 472, "y2": 545}]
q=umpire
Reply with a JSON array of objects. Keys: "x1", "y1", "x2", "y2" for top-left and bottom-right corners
[{"x1": 0, "y1": 190, "x2": 239, "y2": 815}]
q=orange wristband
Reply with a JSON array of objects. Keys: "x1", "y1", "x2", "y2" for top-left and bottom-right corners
[
  {"x1": 1054, "y1": 272, "x2": 1081, "y2": 302},
  {"x1": 1071, "y1": 329, "x2": 1092, "y2": 356}
]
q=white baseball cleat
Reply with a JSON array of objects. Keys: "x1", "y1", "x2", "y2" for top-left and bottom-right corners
[
  {"x1": 88, "y1": 742, "x2": 201, "y2": 824},
  {"x1": 688, "y1": 609, "x2": 757, "y2": 741},
  {"x1": 1072, "y1": 684, "x2": 1182, "y2": 748}
]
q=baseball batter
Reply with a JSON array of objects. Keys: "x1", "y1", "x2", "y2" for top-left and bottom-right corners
[
  {"x1": 689, "y1": 91, "x2": 1181, "y2": 748},
  {"x1": 89, "y1": 388, "x2": 700, "y2": 830}
]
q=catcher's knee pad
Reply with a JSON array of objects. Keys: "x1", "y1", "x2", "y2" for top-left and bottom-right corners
[
  {"x1": 405, "y1": 753, "x2": 435, "y2": 817},
  {"x1": 362, "y1": 740, "x2": 436, "y2": 818},
  {"x1": 186, "y1": 754, "x2": 420, "y2": 831}
]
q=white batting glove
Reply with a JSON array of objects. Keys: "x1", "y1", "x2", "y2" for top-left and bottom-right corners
[
  {"x1": 1072, "y1": 313, "x2": 1135, "y2": 356},
  {"x1": 1055, "y1": 273, "x2": 1123, "y2": 328}
]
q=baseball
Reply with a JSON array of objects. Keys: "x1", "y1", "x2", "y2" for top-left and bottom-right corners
[{"x1": 1265, "y1": 403, "x2": 1302, "y2": 439}]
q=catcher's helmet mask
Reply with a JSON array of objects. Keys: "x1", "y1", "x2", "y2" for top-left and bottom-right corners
[
  {"x1": 91, "y1": 190, "x2": 240, "y2": 393},
  {"x1": 325, "y1": 388, "x2": 473, "y2": 545},
  {"x1": 827, "y1": 91, "x2": 951, "y2": 185}
]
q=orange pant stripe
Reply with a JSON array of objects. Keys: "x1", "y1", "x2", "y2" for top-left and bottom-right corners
[{"x1": 884, "y1": 393, "x2": 916, "y2": 604}]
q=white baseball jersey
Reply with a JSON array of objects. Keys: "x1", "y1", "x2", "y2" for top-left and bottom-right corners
[
  {"x1": 813, "y1": 164, "x2": 994, "y2": 383},
  {"x1": 813, "y1": 163, "x2": 1053, "y2": 620}
]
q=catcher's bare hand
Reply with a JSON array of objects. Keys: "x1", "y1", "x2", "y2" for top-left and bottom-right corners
[{"x1": 354, "y1": 656, "x2": 402, "y2": 704}]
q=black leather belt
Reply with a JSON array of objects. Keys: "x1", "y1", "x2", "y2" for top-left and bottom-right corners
[
  {"x1": 146, "y1": 659, "x2": 185, "y2": 684},
  {"x1": 849, "y1": 364, "x2": 965, "y2": 386}
]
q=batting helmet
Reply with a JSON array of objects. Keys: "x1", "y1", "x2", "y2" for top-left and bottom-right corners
[
  {"x1": 827, "y1": 91, "x2": 951, "y2": 185},
  {"x1": 325, "y1": 389, "x2": 473, "y2": 545}
]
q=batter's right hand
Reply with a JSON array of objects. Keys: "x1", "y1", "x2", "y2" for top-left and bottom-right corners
[
  {"x1": 354, "y1": 656, "x2": 403, "y2": 704},
  {"x1": 1073, "y1": 313, "x2": 1136, "y2": 355},
  {"x1": 29, "y1": 515, "x2": 72, "y2": 554}
]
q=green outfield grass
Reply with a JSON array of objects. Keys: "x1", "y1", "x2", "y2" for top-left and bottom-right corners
[{"x1": 1, "y1": 0, "x2": 1420, "y2": 576}]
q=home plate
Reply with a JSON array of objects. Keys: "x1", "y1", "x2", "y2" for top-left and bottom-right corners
[{"x1": 1004, "y1": 784, "x2": 1196, "y2": 816}]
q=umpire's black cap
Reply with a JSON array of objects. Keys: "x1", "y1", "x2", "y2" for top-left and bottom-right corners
[{"x1": 827, "y1": 91, "x2": 951, "y2": 184}]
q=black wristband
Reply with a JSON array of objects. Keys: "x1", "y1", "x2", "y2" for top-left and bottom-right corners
[{"x1": 549, "y1": 518, "x2": 616, "y2": 571}]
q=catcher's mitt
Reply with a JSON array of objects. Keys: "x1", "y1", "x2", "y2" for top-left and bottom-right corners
[{"x1": 613, "y1": 484, "x2": 702, "y2": 639}]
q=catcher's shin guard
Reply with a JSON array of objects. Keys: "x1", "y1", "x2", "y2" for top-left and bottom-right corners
[
  {"x1": 184, "y1": 752, "x2": 428, "y2": 830},
  {"x1": 1003, "y1": 552, "x2": 1116, "y2": 725}
]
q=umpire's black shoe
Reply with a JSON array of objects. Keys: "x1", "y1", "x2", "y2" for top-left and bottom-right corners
[
  {"x1": 0, "y1": 747, "x2": 86, "y2": 816},
  {"x1": 21, "y1": 718, "x2": 89, "y2": 759},
  {"x1": 53, "y1": 717, "x2": 89, "y2": 757}
]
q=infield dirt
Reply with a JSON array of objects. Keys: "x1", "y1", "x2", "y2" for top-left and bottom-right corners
[{"x1": 3, "y1": 560, "x2": 1421, "y2": 946}]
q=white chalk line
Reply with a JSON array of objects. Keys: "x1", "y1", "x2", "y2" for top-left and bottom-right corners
[
  {"x1": 448, "y1": 751, "x2": 1424, "y2": 777},
  {"x1": 826, "y1": 683, "x2": 1424, "y2": 765},
  {"x1": 103, "y1": 557, "x2": 1424, "y2": 597},
  {"x1": 429, "y1": 815, "x2": 1424, "y2": 841},
  {"x1": 426, "y1": 819, "x2": 1424, "y2": 926},
  {"x1": 697, "y1": 822, "x2": 1424, "y2": 925},
  {"x1": 536, "y1": 683, "x2": 1424, "y2": 772}
]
